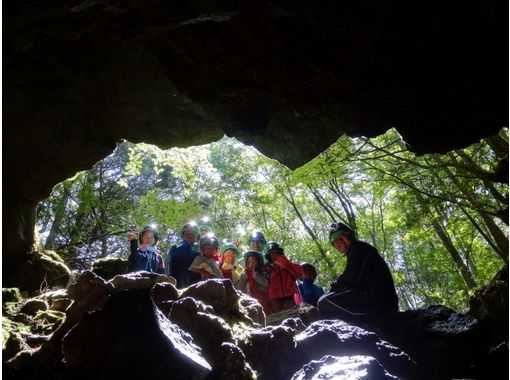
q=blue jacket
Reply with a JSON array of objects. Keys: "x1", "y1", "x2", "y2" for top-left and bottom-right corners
[
  {"x1": 298, "y1": 280, "x2": 325, "y2": 307},
  {"x1": 168, "y1": 241, "x2": 201, "y2": 288},
  {"x1": 127, "y1": 240, "x2": 165, "y2": 274}
]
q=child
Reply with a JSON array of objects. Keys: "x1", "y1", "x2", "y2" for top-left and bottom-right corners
[
  {"x1": 189, "y1": 233, "x2": 224, "y2": 280},
  {"x1": 298, "y1": 263, "x2": 325, "y2": 307},
  {"x1": 264, "y1": 241, "x2": 303, "y2": 313},
  {"x1": 219, "y1": 243, "x2": 244, "y2": 288},
  {"x1": 238, "y1": 251, "x2": 271, "y2": 314},
  {"x1": 127, "y1": 225, "x2": 165, "y2": 274}
]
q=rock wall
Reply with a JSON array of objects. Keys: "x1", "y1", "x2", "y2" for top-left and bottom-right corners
[{"x1": 3, "y1": 1, "x2": 507, "y2": 286}]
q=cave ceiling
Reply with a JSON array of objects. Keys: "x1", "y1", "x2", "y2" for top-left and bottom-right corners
[{"x1": 2, "y1": 0, "x2": 508, "y2": 270}]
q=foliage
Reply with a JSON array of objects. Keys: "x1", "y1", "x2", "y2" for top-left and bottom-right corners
[{"x1": 35, "y1": 129, "x2": 508, "y2": 311}]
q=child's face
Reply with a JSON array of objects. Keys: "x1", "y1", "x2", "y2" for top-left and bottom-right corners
[
  {"x1": 303, "y1": 268, "x2": 316, "y2": 280},
  {"x1": 269, "y1": 250, "x2": 281, "y2": 263},
  {"x1": 201, "y1": 246, "x2": 217, "y2": 258},
  {"x1": 222, "y1": 250, "x2": 236, "y2": 265},
  {"x1": 141, "y1": 231, "x2": 155, "y2": 246},
  {"x1": 246, "y1": 256, "x2": 257, "y2": 269}
]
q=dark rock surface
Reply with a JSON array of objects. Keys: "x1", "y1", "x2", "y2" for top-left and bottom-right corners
[
  {"x1": 3, "y1": 1, "x2": 507, "y2": 285},
  {"x1": 3, "y1": 276, "x2": 506, "y2": 380}
]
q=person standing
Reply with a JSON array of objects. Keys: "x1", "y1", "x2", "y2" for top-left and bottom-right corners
[
  {"x1": 247, "y1": 230, "x2": 267, "y2": 253},
  {"x1": 127, "y1": 225, "x2": 165, "y2": 274},
  {"x1": 219, "y1": 243, "x2": 244, "y2": 288},
  {"x1": 243, "y1": 230, "x2": 267, "y2": 264},
  {"x1": 238, "y1": 251, "x2": 271, "y2": 314},
  {"x1": 264, "y1": 242, "x2": 304, "y2": 313},
  {"x1": 168, "y1": 222, "x2": 201, "y2": 288},
  {"x1": 197, "y1": 217, "x2": 214, "y2": 238},
  {"x1": 189, "y1": 234, "x2": 224, "y2": 280},
  {"x1": 317, "y1": 223, "x2": 398, "y2": 321}
]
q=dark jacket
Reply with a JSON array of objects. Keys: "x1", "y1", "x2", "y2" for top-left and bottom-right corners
[
  {"x1": 168, "y1": 241, "x2": 201, "y2": 288},
  {"x1": 127, "y1": 240, "x2": 165, "y2": 274},
  {"x1": 331, "y1": 240, "x2": 398, "y2": 313}
]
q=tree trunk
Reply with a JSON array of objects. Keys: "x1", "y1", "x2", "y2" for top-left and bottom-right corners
[
  {"x1": 432, "y1": 155, "x2": 508, "y2": 261},
  {"x1": 44, "y1": 189, "x2": 70, "y2": 250},
  {"x1": 414, "y1": 191, "x2": 478, "y2": 289}
]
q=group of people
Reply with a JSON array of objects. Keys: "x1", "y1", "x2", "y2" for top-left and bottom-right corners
[{"x1": 127, "y1": 219, "x2": 398, "y2": 320}]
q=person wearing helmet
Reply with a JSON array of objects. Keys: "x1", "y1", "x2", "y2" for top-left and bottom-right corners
[
  {"x1": 127, "y1": 225, "x2": 165, "y2": 274},
  {"x1": 197, "y1": 217, "x2": 214, "y2": 238},
  {"x1": 298, "y1": 263, "x2": 325, "y2": 307},
  {"x1": 168, "y1": 222, "x2": 201, "y2": 288},
  {"x1": 247, "y1": 230, "x2": 267, "y2": 253},
  {"x1": 243, "y1": 230, "x2": 267, "y2": 264},
  {"x1": 317, "y1": 222, "x2": 398, "y2": 321},
  {"x1": 219, "y1": 243, "x2": 243, "y2": 288},
  {"x1": 263, "y1": 241, "x2": 304, "y2": 313},
  {"x1": 189, "y1": 233, "x2": 224, "y2": 280},
  {"x1": 238, "y1": 251, "x2": 271, "y2": 314}
]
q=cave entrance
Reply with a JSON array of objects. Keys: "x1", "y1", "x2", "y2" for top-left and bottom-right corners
[{"x1": 34, "y1": 128, "x2": 508, "y2": 311}]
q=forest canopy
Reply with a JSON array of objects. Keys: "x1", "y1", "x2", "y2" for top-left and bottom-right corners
[{"x1": 36, "y1": 128, "x2": 508, "y2": 312}]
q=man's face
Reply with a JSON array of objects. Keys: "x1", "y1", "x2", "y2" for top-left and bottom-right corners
[
  {"x1": 183, "y1": 230, "x2": 197, "y2": 243},
  {"x1": 332, "y1": 235, "x2": 350, "y2": 255},
  {"x1": 249, "y1": 241, "x2": 262, "y2": 252},
  {"x1": 200, "y1": 227, "x2": 211, "y2": 237}
]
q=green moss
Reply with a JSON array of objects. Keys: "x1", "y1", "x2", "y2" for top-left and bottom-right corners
[
  {"x1": 12, "y1": 250, "x2": 72, "y2": 291},
  {"x1": 2, "y1": 317, "x2": 30, "y2": 351},
  {"x1": 40, "y1": 249, "x2": 66, "y2": 265},
  {"x1": 34, "y1": 310, "x2": 66, "y2": 324}
]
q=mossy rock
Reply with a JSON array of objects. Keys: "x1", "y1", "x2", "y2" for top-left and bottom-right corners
[
  {"x1": 36, "y1": 289, "x2": 73, "y2": 311},
  {"x1": 91, "y1": 257, "x2": 129, "y2": 280},
  {"x1": 3, "y1": 288, "x2": 24, "y2": 317},
  {"x1": 2, "y1": 317, "x2": 30, "y2": 361},
  {"x1": 33, "y1": 310, "x2": 66, "y2": 333},
  {"x1": 10, "y1": 250, "x2": 72, "y2": 291},
  {"x1": 49, "y1": 298, "x2": 73, "y2": 312},
  {"x1": 34, "y1": 310, "x2": 66, "y2": 325},
  {"x1": 3, "y1": 288, "x2": 22, "y2": 303},
  {"x1": 19, "y1": 299, "x2": 48, "y2": 316},
  {"x1": 40, "y1": 288, "x2": 68, "y2": 300}
]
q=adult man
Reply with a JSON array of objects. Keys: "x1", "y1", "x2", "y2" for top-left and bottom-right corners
[
  {"x1": 197, "y1": 217, "x2": 214, "y2": 238},
  {"x1": 248, "y1": 230, "x2": 267, "y2": 253},
  {"x1": 244, "y1": 230, "x2": 267, "y2": 264},
  {"x1": 318, "y1": 223, "x2": 398, "y2": 321},
  {"x1": 168, "y1": 222, "x2": 201, "y2": 288}
]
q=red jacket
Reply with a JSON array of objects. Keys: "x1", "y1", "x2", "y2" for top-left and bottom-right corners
[{"x1": 266, "y1": 255, "x2": 303, "y2": 299}]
